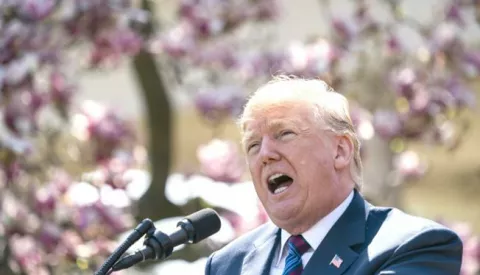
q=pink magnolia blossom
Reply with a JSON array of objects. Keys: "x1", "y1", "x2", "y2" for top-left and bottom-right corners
[
  {"x1": 393, "y1": 150, "x2": 428, "y2": 180},
  {"x1": 196, "y1": 139, "x2": 245, "y2": 183}
]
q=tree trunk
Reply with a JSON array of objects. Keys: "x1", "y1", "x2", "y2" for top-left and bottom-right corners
[
  {"x1": 0, "y1": 265, "x2": 15, "y2": 275},
  {"x1": 131, "y1": 0, "x2": 182, "y2": 221},
  {"x1": 0, "y1": 243, "x2": 15, "y2": 275}
]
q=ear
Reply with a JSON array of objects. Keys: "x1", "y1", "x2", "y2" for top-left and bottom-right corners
[{"x1": 333, "y1": 135, "x2": 354, "y2": 170}]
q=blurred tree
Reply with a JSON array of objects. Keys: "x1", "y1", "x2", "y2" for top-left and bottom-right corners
[
  {"x1": 0, "y1": 1, "x2": 150, "y2": 274},
  {"x1": 0, "y1": 0, "x2": 479, "y2": 274}
]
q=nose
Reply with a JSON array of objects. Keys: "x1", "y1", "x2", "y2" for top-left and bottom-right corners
[{"x1": 259, "y1": 137, "x2": 281, "y2": 165}]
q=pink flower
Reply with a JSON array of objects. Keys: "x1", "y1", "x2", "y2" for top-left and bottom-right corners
[
  {"x1": 18, "y1": 0, "x2": 56, "y2": 21},
  {"x1": 71, "y1": 100, "x2": 134, "y2": 162},
  {"x1": 196, "y1": 139, "x2": 245, "y2": 183},
  {"x1": 393, "y1": 151, "x2": 428, "y2": 180},
  {"x1": 8, "y1": 234, "x2": 48, "y2": 274},
  {"x1": 372, "y1": 110, "x2": 403, "y2": 139},
  {"x1": 194, "y1": 86, "x2": 246, "y2": 123}
]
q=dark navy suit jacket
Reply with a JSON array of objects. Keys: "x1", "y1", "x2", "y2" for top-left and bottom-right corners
[{"x1": 205, "y1": 190, "x2": 463, "y2": 275}]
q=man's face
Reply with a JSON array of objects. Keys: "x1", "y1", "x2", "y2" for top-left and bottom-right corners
[{"x1": 243, "y1": 101, "x2": 342, "y2": 233}]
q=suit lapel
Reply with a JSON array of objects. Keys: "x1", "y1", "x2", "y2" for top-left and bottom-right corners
[
  {"x1": 241, "y1": 222, "x2": 280, "y2": 275},
  {"x1": 303, "y1": 190, "x2": 369, "y2": 275}
]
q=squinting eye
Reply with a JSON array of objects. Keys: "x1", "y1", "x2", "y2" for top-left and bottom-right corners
[
  {"x1": 247, "y1": 143, "x2": 259, "y2": 152},
  {"x1": 280, "y1": 130, "x2": 295, "y2": 137}
]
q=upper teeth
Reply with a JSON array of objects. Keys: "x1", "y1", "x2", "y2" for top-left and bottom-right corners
[{"x1": 268, "y1": 173, "x2": 284, "y2": 183}]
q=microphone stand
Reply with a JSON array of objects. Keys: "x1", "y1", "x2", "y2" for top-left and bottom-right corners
[
  {"x1": 109, "y1": 221, "x2": 178, "y2": 272},
  {"x1": 94, "y1": 219, "x2": 154, "y2": 275}
]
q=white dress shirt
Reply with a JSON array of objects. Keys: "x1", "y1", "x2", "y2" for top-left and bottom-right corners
[{"x1": 269, "y1": 190, "x2": 354, "y2": 275}]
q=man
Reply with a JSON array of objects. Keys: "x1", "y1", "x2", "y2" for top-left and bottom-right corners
[{"x1": 204, "y1": 76, "x2": 463, "y2": 275}]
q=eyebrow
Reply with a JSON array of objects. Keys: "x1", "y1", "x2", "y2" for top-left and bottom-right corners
[
  {"x1": 242, "y1": 118, "x2": 304, "y2": 145},
  {"x1": 267, "y1": 119, "x2": 296, "y2": 131}
]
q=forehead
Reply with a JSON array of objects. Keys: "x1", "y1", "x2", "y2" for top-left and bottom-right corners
[{"x1": 242, "y1": 101, "x2": 315, "y2": 133}]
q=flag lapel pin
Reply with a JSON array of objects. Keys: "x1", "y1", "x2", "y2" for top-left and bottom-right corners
[{"x1": 330, "y1": 254, "x2": 343, "y2": 268}]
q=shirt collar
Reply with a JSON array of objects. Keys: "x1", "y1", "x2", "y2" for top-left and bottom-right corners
[{"x1": 275, "y1": 190, "x2": 354, "y2": 266}]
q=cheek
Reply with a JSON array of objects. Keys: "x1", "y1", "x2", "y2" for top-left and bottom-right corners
[
  {"x1": 298, "y1": 151, "x2": 334, "y2": 176},
  {"x1": 298, "y1": 158, "x2": 308, "y2": 166},
  {"x1": 248, "y1": 160, "x2": 268, "y2": 196},
  {"x1": 317, "y1": 153, "x2": 333, "y2": 166},
  {"x1": 248, "y1": 160, "x2": 262, "y2": 180},
  {"x1": 247, "y1": 159, "x2": 256, "y2": 172}
]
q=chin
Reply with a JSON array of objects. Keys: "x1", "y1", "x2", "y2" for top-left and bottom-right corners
[
  {"x1": 268, "y1": 208, "x2": 301, "y2": 226},
  {"x1": 273, "y1": 219, "x2": 307, "y2": 235}
]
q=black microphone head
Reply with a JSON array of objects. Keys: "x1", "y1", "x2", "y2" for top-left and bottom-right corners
[{"x1": 178, "y1": 208, "x2": 221, "y2": 243}]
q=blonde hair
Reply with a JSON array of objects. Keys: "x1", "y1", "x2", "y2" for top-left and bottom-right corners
[{"x1": 238, "y1": 75, "x2": 363, "y2": 191}]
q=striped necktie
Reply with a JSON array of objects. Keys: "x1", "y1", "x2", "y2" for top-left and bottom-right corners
[{"x1": 282, "y1": 235, "x2": 311, "y2": 275}]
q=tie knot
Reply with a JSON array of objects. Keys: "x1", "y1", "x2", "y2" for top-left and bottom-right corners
[{"x1": 288, "y1": 235, "x2": 310, "y2": 255}]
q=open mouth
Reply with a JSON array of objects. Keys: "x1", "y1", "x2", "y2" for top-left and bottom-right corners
[{"x1": 268, "y1": 173, "x2": 293, "y2": 195}]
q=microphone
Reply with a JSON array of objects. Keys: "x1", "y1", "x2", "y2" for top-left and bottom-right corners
[{"x1": 111, "y1": 208, "x2": 221, "y2": 272}]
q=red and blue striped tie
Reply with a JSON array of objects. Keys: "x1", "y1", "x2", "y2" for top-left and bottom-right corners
[{"x1": 282, "y1": 235, "x2": 311, "y2": 275}]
